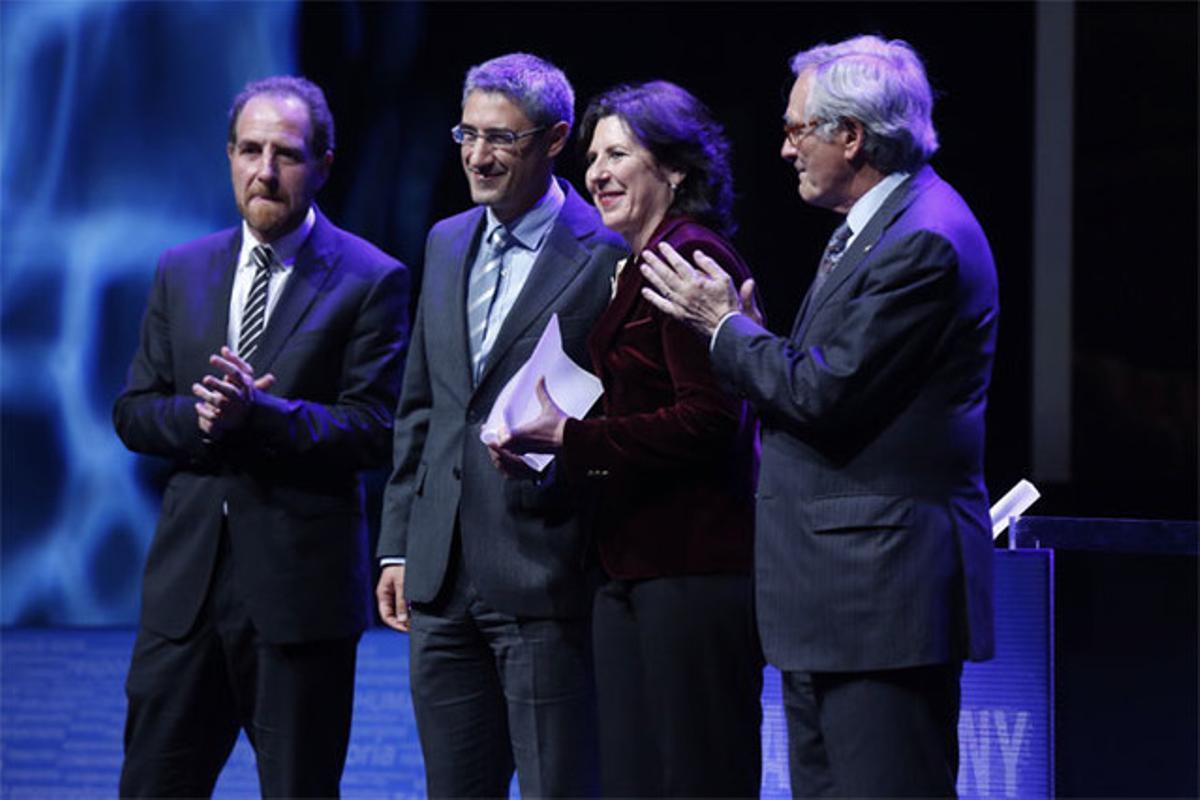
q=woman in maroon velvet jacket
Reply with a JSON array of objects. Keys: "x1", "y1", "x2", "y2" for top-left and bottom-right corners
[{"x1": 496, "y1": 81, "x2": 763, "y2": 798}]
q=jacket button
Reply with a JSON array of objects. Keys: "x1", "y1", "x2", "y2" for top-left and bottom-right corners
[{"x1": 452, "y1": 466, "x2": 462, "y2": 480}]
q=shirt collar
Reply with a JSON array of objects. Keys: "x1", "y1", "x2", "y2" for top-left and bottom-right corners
[
  {"x1": 238, "y1": 205, "x2": 316, "y2": 268},
  {"x1": 845, "y1": 171, "x2": 910, "y2": 239},
  {"x1": 484, "y1": 178, "x2": 565, "y2": 251}
]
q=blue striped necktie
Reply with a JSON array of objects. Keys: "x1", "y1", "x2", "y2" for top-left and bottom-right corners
[
  {"x1": 237, "y1": 244, "x2": 274, "y2": 360},
  {"x1": 467, "y1": 227, "x2": 513, "y2": 382}
]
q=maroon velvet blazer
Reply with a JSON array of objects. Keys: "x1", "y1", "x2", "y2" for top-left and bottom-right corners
[{"x1": 561, "y1": 215, "x2": 758, "y2": 579}]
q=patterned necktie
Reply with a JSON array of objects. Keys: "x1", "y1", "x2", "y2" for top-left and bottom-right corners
[
  {"x1": 467, "y1": 226, "x2": 514, "y2": 382},
  {"x1": 237, "y1": 244, "x2": 274, "y2": 360},
  {"x1": 811, "y1": 221, "x2": 852, "y2": 295}
]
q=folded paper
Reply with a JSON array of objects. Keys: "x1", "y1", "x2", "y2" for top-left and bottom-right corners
[{"x1": 480, "y1": 313, "x2": 603, "y2": 471}]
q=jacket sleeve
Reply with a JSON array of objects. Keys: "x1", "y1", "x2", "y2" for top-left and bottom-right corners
[
  {"x1": 243, "y1": 261, "x2": 410, "y2": 472},
  {"x1": 111, "y1": 252, "x2": 212, "y2": 463},
  {"x1": 711, "y1": 229, "x2": 965, "y2": 436},
  {"x1": 377, "y1": 297, "x2": 432, "y2": 559}
]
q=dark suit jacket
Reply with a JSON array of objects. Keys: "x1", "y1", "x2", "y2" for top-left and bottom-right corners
[
  {"x1": 378, "y1": 179, "x2": 627, "y2": 618},
  {"x1": 561, "y1": 215, "x2": 756, "y2": 579},
  {"x1": 113, "y1": 209, "x2": 410, "y2": 644},
  {"x1": 712, "y1": 166, "x2": 997, "y2": 672}
]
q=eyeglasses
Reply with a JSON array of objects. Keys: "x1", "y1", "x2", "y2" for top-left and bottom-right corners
[
  {"x1": 451, "y1": 124, "x2": 546, "y2": 149},
  {"x1": 783, "y1": 118, "x2": 825, "y2": 147}
]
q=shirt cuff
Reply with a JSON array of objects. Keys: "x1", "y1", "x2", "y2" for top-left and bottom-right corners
[
  {"x1": 710, "y1": 311, "x2": 743, "y2": 352},
  {"x1": 379, "y1": 557, "x2": 406, "y2": 566}
]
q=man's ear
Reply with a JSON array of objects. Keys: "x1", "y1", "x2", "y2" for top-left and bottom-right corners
[
  {"x1": 314, "y1": 149, "x2": 334, "y2": 189},
  {"x1": 544, "y1": 121, "x2": 571, "y2": 159},
  {"x1": 841, "y1": 118, "x2": 867, "y2": 162}
]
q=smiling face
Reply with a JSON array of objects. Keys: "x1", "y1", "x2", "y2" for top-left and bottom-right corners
[
  {"x1": 227, "y1": 93, "x2": 331, "y2": 243},
  {"x1": 459, "y1": 90, "x2": 565, "y2": 223},
  {"x1": 584, "y1": 115, "x2": 683, "y2": 252},
  {"x1": 780, "y1": 71, "x2": 857, "y2": 213}
]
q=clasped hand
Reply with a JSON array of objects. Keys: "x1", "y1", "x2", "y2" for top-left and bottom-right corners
[
  {"x1": 192, "y1": 345, "x2": 275, "y2": 438},
  {"x1": 487, "y1": 377, "x2": 566, "y2": 479}
]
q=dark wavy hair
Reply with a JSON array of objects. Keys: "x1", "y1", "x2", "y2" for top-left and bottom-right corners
[
  {"x1": 227, "y1": 75, "x2": 335, "y2": 157},
  {"x1": 578, "y1": 80, "x2": 735, "y2": 236}
]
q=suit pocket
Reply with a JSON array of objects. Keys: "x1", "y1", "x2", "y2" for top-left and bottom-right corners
[{"x1": 807, "y1": 494, "x2": 911, "y2": 534}]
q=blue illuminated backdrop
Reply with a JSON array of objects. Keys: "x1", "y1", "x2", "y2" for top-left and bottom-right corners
[{"x1": 1, "y1": 0, "x2": 300, "y2": 624}]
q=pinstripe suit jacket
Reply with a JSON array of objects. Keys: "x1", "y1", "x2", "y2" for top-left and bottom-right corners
[{"x1": 712, "y1": 166, "x2": 997, "y2": 671}]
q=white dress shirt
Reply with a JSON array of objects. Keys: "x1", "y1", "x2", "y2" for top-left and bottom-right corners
[{"x1": 226, "y1": 206, "x2": 316, "y2": 350}]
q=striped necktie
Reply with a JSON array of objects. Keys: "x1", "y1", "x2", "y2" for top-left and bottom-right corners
[
  {"x1": 811, "y1": 221, "x2": 852, "y2": 295},
  {"x1": 237, "y1": 244, "x2": 274, "y2": 360},
  {"x1": 467, "y1": 226, "x2": 513, "y2": 382}
]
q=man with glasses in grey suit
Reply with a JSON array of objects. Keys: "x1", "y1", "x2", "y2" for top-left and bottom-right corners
[{"x1": 376, "y1": 53, "x2": 625, "y2": 798}]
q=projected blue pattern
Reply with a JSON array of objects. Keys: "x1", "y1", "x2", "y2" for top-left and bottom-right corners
[{"x1": 0, "y1": 0, "x2": 299, "y2": 625}]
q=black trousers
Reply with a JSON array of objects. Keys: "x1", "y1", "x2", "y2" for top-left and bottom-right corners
[
  {"x1": 407, "y1": 535, "x2": 600, "y2": 799},
  {"x1": 783, "y1": 663, "x2": 963, "y2": 798},
  {"x1": 592, "y1": 574, "x2": 764, "y2": 798},
  {"x1": 119, "y1": 529, "x2": 359, "y2": 798}
]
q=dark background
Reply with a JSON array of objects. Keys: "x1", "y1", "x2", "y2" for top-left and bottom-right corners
[
  {"x1": 0, "y1": 1, "x2": 1195, "y2": 793},
  {"x1": 297, "y1": 0, "x2": 1198, "y2": 521}
]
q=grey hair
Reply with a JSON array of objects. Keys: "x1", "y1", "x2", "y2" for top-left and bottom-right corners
[
  {"x1": 790, "y1": 35, "x2": 938, "y2": 173},
  {"x1": 462, "y1": 52, "x2": 575, "y2": 132}
]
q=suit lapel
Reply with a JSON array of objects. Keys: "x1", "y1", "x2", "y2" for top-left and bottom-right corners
[
  {"x1": 589, "y1": 215, "x2": 682, "y2": 359},
  {"x1": 252, "y1": 211, "x2": 336, "y2": 373},
  {"x1": 588, "y1": 254, "x2": 639, "y2": 362},
  {"x1": 792, "y1": 168, "x2": 928, "y2": 342},
  {"x1": 475, "y1": 184, "x2": 596, "y2": 390},
  {"x1": 201, "y1": 231, "x2": 240, "y2": 355}
]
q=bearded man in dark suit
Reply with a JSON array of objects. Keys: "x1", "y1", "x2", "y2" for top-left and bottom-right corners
[
  {"x1": 113, "y1": 75, "x2": 409, "y2": 797},
  {"x1": 642, "y1": 35, "x2": 998, "y2": 798}
]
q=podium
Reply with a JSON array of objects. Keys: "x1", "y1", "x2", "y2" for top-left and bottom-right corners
[
  {"x1": 958, "y1": 549, "x2": 1054, "y2": 797},
  {"x1": 1005, "y1": 516, "x2": 1199, "y2": 798}
]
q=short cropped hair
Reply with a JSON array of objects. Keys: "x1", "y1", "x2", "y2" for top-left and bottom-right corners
[
  {"x1": 578, "y1": 80, "x2": 736, "y2": 236},
  {"x1": 227, "y1": 75, "x2": 335, "y2": 156},
  {"x1": 790, "y1": 35, "x2": 938, "y2": 173},
  {"x1": 462, "y1": 52, "x2": 575, "y2": 132}
]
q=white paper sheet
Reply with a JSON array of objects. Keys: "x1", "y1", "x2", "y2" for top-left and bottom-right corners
[{"x1": 479, "y1": 313, "x2": 604, "y2": 472}]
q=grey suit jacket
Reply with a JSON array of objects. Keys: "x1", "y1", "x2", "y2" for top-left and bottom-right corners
[
  {"x1": 712, "y1": 166, "x2": 997, "y2": 671},
  {"x1": 378, "y1": 179, "x2": 627, "y2": 618}
]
